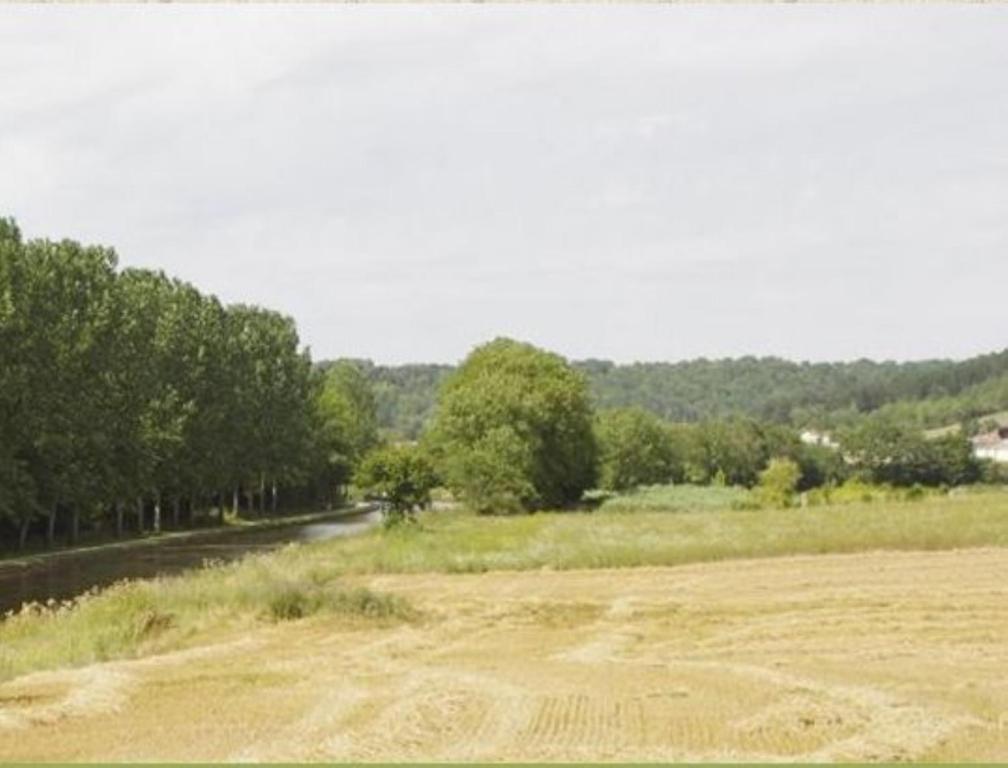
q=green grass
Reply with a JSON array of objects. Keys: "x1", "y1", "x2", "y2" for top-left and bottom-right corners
[
  {"x1": 307, "y1": 485, "x2": 1008, "y2": 575},
  {"x1": 4, "y1": 484, "x2": 1008, "y2": 683},
  {"x1": 595, "y1": 483, "x2": 750, "y2": 513},
  {"x1": 0, "y1": 549, "x2": 412, "y2": 683}
]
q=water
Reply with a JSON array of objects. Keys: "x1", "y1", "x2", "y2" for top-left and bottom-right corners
[{"x1": 0, "y1": 506, "x2": 382, "y2": 615}]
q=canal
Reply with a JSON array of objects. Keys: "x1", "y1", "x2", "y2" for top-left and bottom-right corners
[{"x1": 0, "y1": 505, "x2": 382, "y2": 615}]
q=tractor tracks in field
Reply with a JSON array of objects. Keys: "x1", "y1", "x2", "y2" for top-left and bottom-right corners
[{"x1": 2, "y1": 549, "x2": 1008, "y2": 761}]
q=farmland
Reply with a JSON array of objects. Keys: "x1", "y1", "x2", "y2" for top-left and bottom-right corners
[
  {"x1": 2, "y1": 488, "x2": 1008, "y2": 761},
  {"x1": 1, "y1": 547, "x2": 1006, "y2": 762}
]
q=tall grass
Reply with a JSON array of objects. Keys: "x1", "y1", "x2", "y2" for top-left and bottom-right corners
[
  {"x1": 306, "y1": 485, "x2": 1008, "y2": 575},
  {"x1": 0, "y1": 550, "x2": 412, "y2": 683},
  {"x1": 596, "y1": 483, "x2": 750, "y2": 513},
  {"x1": 3, "y1": 484, "x2": 1008, "y2": 682}
]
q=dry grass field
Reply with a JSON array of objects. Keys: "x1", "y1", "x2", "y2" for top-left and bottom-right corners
[{"x1": 2, "y1": 547, "x2": 1007, "y2": 762}]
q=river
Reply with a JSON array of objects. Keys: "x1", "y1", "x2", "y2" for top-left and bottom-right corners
[{"x1": 0, "y1": 505, "x2": 382, "y2": 615}]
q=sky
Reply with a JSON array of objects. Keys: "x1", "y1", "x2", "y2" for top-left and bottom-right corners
[{"x1": 1, "y1": 6, "x2": 1006, "y2": 366}]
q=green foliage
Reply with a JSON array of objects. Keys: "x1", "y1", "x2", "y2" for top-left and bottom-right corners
[
  {"x1": 0, "y1": 217, "x2": 331, "y2": 550},
  {"x1": 581, "y1": 352, "x2": 1008, "y2": 426},
  {"x1": 318, "y1": 360, "x2": 451, "y2": 441},
  {"x1": 314, "y1": 361, "x2": 380, "y2": 499},
  {"x1": 595, "y1": 408, "x2": 685, "y2": 491},
  {"x1": 687, "y1": 419, "x2": 782, "y2": 487},
  {"x1": 840, "y1": 419, "x2": 982, "y2": 487},
  {"x1": 354, "y1": 444, "x2": 438, "y2": 526},
  {"x1": 756, "y1": 457, "x2": 802, "y2": 508},
  {"x1": 430, "y1": 338, "x2": 598, "y2": 512},
  {"x1": 981, "y1": 460, "x2": 1008, "y2": 485},
  {"x1": 792, "y1": 442, "x2": 849, "y2": 491},
  {"x1": 336, "y1": 350, "x2": 1008, "y2": 440},
  {"x1": 804, "y1": 479, "x2": 948, "y2": 507},
  {"x1": 437, "y1": 426, "x2": 537, "y2": 515}
]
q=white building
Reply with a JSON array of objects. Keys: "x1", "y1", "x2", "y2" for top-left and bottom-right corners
[
  {"x1": 800, "y1": 430, "x2": 839, "y2": 450},
  {"x1": 972, "y1": 428, "x2": 1008, "y2": 464}
]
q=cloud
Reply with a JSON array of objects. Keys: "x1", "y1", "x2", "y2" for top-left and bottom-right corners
[{"x1": 1, "y1": 6, "x2": 1006, "y2": 364}]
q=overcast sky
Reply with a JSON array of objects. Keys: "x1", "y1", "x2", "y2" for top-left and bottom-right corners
[{"x1": 1, "y1": 6, "x2": 1006, "y2": 365}]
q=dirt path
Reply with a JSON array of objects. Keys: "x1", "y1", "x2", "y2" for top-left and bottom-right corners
[{"x1": 2, "y1": 548, "x2": 1007, "y2": 762}]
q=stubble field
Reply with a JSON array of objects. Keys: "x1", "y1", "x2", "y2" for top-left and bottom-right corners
[{"x1": 2, "y1": 546, "x2": 1007, "y2": 762}]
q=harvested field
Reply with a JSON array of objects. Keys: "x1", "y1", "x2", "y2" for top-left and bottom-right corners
[{"x1": 1, "y1": 548, "x2": 1007, "y2": 762}]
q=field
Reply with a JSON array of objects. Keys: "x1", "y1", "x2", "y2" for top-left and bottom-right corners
[
  {"x1": 925, "y1": 409, "x2": 1008, "y2": 438},
  {"x1": 2, "y1": 487, "x2": 1008, "y2": 761},
  {"x1": 2, "y1": 548, "x2": 1007, "y2": 761}
]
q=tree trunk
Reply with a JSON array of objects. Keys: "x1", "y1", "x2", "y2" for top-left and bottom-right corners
[
  {"x1": 153, "y1": 492, "x2": 162, "y2": 534},
  {"x1": 172, "y1": 497, "x2": 180, "y2": 528},
  {"x1": 232, "y1": 487, "x2": 239, "y2": 519},
  {"x1": 115, "y1": 501, "x2": 124, "y2": 538},
  {"x1": 259, "y1": 473, "x2": 266, "y2": 517},
  {"x1": 271, "y1": 481, "x2": 278, "y2": 516},
  {"x1": 69, "y1": 508, "x2": 80, "y2": 545},
  {"x1": 137, "y1": 496, "x2": 145, "y2": 534},
  {"x1": 18, "y1": 518, "x2": 30, "y2": 550},
  {"x1": 46, "y1": 505, "x2": 56, "y2": 548}
]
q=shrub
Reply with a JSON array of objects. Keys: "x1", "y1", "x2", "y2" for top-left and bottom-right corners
[
  {"x1": 756, "y1": 457, "x2": 801, "y2": 508},
  {"x1": 355, "y1": 444, "x2": 438, "y2": 526}
]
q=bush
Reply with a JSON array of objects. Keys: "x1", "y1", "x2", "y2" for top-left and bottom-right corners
[
  {"x1": 756, "y1": 457, "x2": 801, "y2": 508},
  {"x1": 806, "y1": 479, "x2": 946, "y2": 507},
  {"x1": 354, "y1": 444, "x2": 438, "y2": 526}
]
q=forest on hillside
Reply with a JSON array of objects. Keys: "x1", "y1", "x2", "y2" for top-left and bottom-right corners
[{"x1": 323, "y1": 351, "x2": 1008, "y2": 439}]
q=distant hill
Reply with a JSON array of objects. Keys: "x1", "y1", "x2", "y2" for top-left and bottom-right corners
[{"x1": 319, "y1": 347, "x2": 1008, "y2": 439}]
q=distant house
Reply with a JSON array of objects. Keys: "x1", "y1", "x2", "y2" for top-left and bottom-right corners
[
  {"x1": 971, "y1": 427, "x2": 1008, "y2": 464},
  {"x1": 800, "y1": 430, "x2": 839, "y2": 450}
]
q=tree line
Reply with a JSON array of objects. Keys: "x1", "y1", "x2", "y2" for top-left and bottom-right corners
[
  {"x1": 327, "y1": 348, "x2": 1008, "y2": 440},
  {"x1": 354, "y1": 338, "x2": 992, "y2": 522},
  {"x1": 0, "y1": 220, "x2": 377, "y2": 551},
  {"x1": 2, "y1": 219, "x2": 998, "y2": 548}
]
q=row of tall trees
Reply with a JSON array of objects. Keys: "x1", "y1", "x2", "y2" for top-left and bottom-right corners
[{"x1": 0, "y1": 219, "x2": 365, "y2": 550}]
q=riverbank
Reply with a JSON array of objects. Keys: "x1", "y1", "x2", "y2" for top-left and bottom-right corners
[{"x1": 0, "y1": 504, "x2": 375, "y2": 570}]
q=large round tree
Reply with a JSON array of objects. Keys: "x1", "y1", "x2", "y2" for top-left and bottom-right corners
[{"x1": 430, "y1": 338, "x2": 597, "y2": 513}]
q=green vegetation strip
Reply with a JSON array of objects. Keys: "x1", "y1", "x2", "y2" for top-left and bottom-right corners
[
  {"x1": 0, "y1": 549, "x2": 412, "y2": 684},
  {"x1": 317, "y1": 486, "x2": 1008, "y2": 574},
  {"x1": 3, "y1": 485, "x2": 1008, "y2": 685}
]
